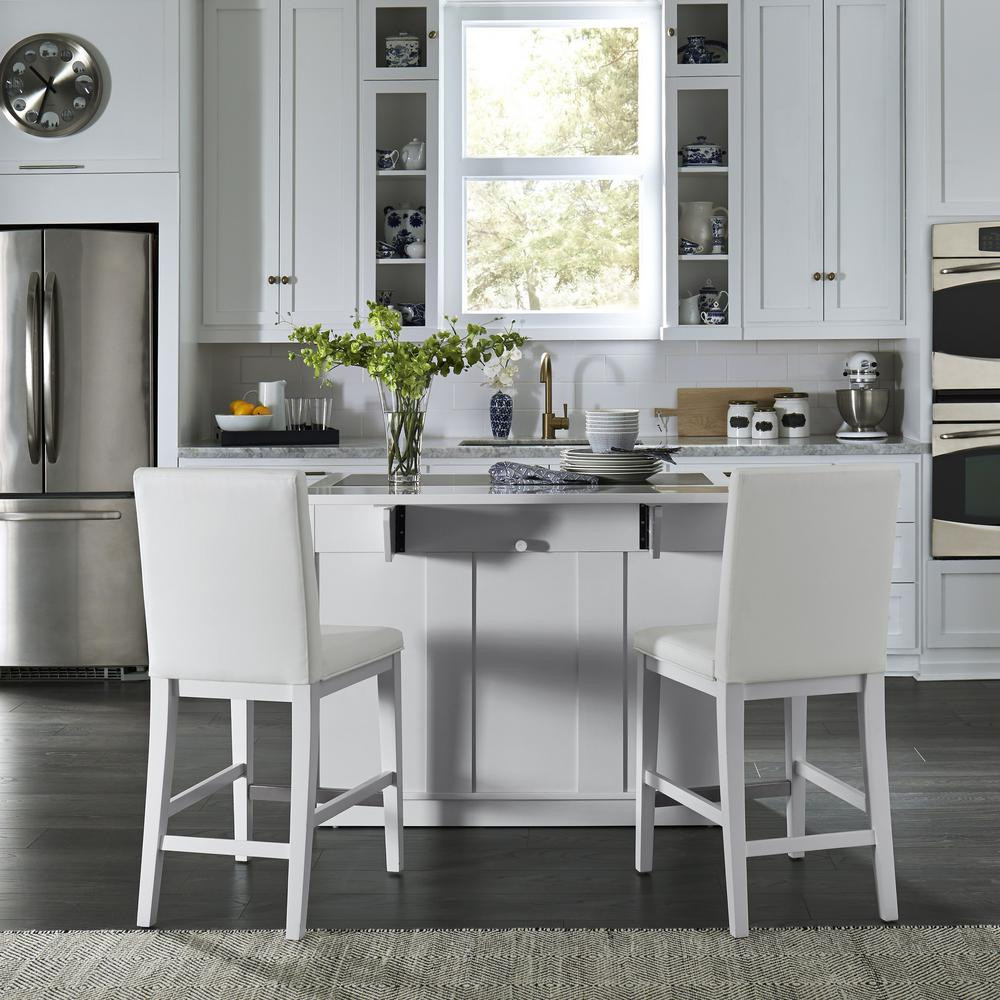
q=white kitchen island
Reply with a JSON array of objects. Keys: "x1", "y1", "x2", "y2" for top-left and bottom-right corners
[{"x1": 308, "y1": 471, "x2": 731, "y2": 827}]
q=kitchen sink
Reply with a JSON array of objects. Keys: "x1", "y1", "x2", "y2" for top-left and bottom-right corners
[{"x1": 458, "y1": 438, "x2": 592, "y2": 447}]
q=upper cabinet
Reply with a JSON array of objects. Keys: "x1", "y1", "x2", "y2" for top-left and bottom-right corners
[
  {"x1": 927, "y1": 0, "x2": 1000, "y2": 215},
  {"x1": 361, "y1": 0, "x2": 439, "y2": 80},
  {"x1": 202, "y1": 0, "x2": 358, "y2": 338},
  {"x1": 0, "y1": 0, "x2": 178, "y2": 174},
  {"x1": 665, "y1": 0, "x2": 740, "y2": 77},
  {"x1": 743, "y1": 0, "x2": 902, "y2": 335}
]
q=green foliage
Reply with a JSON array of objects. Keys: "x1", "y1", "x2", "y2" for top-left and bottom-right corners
[{"x1": 290, "y1": 303, "x2": 527, "y2": 401}]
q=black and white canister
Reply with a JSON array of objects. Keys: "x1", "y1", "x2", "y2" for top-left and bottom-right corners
[
  {"x1": 727, "y1": 400, "x2": 757, "y2": 440},
  {"x1": 774, "y1": 392, "x2": 810, "y2": 438},
  {"x1": 751, "y1": 406, "x2": 779, "y2": 441}
]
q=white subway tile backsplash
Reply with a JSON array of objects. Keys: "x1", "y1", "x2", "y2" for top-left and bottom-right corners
[
  {"x1": 724, "y1": 354, "x2": 789, "y2": 382},
  {"x1": 204, "y1": 336, "x2": 900, "y2": 441}
]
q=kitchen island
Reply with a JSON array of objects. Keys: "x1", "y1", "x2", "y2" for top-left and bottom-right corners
[{"x1": 308, "y1": 471, "x2": 732, "y2": 826}]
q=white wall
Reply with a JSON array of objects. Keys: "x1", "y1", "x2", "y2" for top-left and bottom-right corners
[{"x1": 204, "y1": 337, "x2": 900, "y2": 441}]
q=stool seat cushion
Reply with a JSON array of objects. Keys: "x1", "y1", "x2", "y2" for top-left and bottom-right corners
[
  {"x1": 634, "y1": 624, "x2": 717, "y2": 679},
  {"x1": 316, "y1": 625, "x2": 404, "y2": 682}
]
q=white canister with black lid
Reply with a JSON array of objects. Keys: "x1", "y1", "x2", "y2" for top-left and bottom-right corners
[
  {"x1": 774, "y1": 392, "x2": 810, "y2": 438},
  {"x1": 751, "y1": 406, "x2": 779, "y2": 441},
  {"x1": 727, "y1": 400, "x2": 756, "y2": 439}
]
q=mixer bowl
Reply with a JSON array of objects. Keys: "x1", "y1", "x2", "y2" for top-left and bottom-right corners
[{"x1": 836, "y1": 388, "x2": 889, "y2": 432}]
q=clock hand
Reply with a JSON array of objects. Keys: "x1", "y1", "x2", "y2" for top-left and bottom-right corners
[{"x1": 28, "y1": 66, "x2": 55, "y2": 93}]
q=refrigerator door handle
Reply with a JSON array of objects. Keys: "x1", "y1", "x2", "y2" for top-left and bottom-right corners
[
  {"x1": 0, "y1": 511, "x2": 122, "y2": 522},
  {"x1": 25, "y1": 272, "x2": 41, "y2": 464},
  {"x1": 42, "y1": 271, "x2": 58, "y2": 464}
]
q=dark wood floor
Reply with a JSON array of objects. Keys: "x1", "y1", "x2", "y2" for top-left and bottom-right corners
[{"x1": 0, "y1": 678, "x2": 997, "y2": 930}]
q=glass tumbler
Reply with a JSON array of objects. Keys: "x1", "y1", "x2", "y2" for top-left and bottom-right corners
[{"x1": 312, "y1": 397, "x2": 334, "y2": 430}]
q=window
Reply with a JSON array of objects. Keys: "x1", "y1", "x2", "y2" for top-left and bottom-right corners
[{"x1": 443, "y1": 3, "x2": 661, "y2": 336}]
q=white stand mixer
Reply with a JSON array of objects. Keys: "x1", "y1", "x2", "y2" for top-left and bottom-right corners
[{"x1": 835, "y1": 351, "x2": 889, "y2": 440}]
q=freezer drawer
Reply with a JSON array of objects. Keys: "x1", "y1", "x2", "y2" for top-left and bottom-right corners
[{"x1": 0, "y1": 498, "x2": 147, "y2": 667}]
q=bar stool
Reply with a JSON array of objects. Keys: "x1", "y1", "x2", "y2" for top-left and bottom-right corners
[
  {"x1": 133, "y1": 469, "x2": 404, "y2": 941},
  {"x1": 634, "y1": 466, "x2": 900, "y2": 938}
]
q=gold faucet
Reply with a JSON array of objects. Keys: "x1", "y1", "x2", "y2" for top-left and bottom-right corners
[{"x1": 539, "y1": 351, "x2": 570, "y2": 439}]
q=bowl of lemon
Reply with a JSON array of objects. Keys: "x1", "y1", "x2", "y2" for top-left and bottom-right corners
[{"x1": 215, "y1": 397, "x2": 274, "y2": 431}]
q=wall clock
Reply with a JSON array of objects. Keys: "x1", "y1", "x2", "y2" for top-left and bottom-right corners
[{"x1": 1, "y1": 34, "x2": 104, "y2": 137}]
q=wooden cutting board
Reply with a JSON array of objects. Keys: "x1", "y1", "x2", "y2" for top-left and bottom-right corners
[{"x1": 655, "y1": 387, "x2": 792, "y2": 437}]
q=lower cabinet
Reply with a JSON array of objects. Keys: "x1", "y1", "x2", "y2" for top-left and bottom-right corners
[{"x1": 926, "y1": 560, "x2": 1000, "y2": 649}]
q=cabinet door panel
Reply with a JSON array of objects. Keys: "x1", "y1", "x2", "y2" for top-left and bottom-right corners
[
  {"x1": 279, "y1": 0, "x2": 359, "y2": 328},
  {"x1": 744, "y1": 0, "x2": 824, "y2": 324},
  {"x1": 823, "y1": 0, "x2": 901, "y2": 323},
  {"x1": 203, "y1": 0, "x2": 280, "y2": 328}
]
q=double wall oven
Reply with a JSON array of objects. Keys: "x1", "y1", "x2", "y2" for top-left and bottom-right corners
[{"x1": 932, "y1": 222, "x2": 1000, "y2": 557}]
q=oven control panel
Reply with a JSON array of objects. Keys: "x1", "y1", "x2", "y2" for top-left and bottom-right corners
[{"x1": 979, "y1": 227, "x2": 1000, "y2": 253}]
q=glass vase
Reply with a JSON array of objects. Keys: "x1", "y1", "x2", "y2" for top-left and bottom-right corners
[{"x1": 378, "y1": 379, "x2": 431, "y2": 489}]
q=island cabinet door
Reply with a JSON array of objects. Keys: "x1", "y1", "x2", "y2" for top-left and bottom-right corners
[
  {"x1": 743, "y1": 0, "x2": 825, "y2": 325},
  {"x1": 278, "y1": 0, "x2": 359, "y2": 329},
  {"x1": 821, "y1": 0, "x2": 902, "y2": 324}
]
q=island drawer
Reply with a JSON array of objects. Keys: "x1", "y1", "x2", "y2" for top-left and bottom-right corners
[{"x1": 313, "y1": 504, "x2": 648, "y2": 554}]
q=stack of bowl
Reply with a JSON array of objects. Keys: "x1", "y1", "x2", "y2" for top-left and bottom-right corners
[{"x1": 585, "y1": 409, "x2": 639, "y2": 454}]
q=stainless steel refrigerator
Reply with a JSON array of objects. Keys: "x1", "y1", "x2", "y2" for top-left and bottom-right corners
[{"x1": 0, "y1": 227, "x2": 153, "y2": 670}]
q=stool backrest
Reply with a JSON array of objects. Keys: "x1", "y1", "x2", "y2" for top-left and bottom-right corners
[
  {"x1": 133, "y1": 468, "x2": 321, "y2": 684},
  {"x1": 715, "y1": 466, "x2": 900, "y2": 684}
]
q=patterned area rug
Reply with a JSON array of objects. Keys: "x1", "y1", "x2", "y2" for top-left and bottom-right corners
[{"x1": 1, "y1": 926, "x2": 998, "y2": 999}]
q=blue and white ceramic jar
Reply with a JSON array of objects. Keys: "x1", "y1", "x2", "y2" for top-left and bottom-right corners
[
  {"x1": 490, "y1": 391, "x2": 513, "y2": 439},
  {"x1": 678, "y1": 35, "x2": 728, "y2": 64},
  {"x1": 385, "y1": 33, "x2": 420, "y2": 68},
  {"x1": 383, "y1": 204, "x2": 426, "y2": 254}
]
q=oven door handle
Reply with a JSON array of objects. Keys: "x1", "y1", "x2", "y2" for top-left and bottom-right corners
[
  {"x1": 939, "y1": 263, "x2": 1000, "y2": 275},
  {"x1": 939, "y1": 429, "x2": 1000, "y2": 440}
]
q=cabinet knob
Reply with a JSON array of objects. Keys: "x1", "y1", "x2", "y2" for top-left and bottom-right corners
[
  {"x1": 514, "y1": 539, "x2": 528, "y2": 553},
  {"x1": 428, "y1": 29, "x2": 438, "y2": 39},
  {"x1": 667, "y1": 26, "x2": 676, "y2": 37},
  {"x1": 812, "y1": 272, "x2": 822, "y2": 281},
  {"x1": 826, "y1": 271, "x2": 837, "y2": 281},
  {"x1": 280, "y1": 275, "x2": 291, "y2": 285},
  {"x1": 267, "y1": 275, "x2": 278, "y2": 285}
]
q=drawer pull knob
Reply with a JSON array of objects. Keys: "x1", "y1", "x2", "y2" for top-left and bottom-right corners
[{"x1": 514, "y1": 539, "x2": 528, "y2": 552}]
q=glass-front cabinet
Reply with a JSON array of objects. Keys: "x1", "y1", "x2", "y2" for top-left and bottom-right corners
[
  {"x1": 664, "y1": 75, "x2": 741, "y2": 338},
  {"x1": 665, "y1": 0, "x2": 740, "y2": 76},
  {"x1": 361, "y1": 0, "x2": 439, "y2": 80}
]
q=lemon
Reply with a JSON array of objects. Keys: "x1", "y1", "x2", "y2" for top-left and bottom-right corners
[
  {"x1": 232, "y1": 401, "x2": 256, "y2": 416},
  {"x1": 252, "y1": 404, "x2": 272, "y2": 416}
]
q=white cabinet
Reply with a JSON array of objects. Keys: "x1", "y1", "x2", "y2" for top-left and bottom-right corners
[
  {"x1": 928, "y1": 0, "x2": 1000, "y2": 214},
  {"x1": 0, "y1": 0, "x2": 179, "y2": 174},
  {"x1": 202, "y1": 0, "x2": 357, "y2": 338},
  {"x1": 743, "y1": 0, "x2": 901, "y2": 333}
]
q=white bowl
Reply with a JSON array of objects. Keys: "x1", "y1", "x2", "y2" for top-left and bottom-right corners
[
  {"x1": 586, "y1": 429, "x2": 639, "y2": 454},
  {"x1": 215, "y1": 413, "x2": 274, "y2": 431}
]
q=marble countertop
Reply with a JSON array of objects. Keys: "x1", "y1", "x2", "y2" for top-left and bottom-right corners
[{"x1": 178, "y1": 434, "x2": 927, "y2": 461}]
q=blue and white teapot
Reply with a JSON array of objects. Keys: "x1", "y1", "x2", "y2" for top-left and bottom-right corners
[{"x1": 383, "y1": 204, "x2": 426, "y2": 254}]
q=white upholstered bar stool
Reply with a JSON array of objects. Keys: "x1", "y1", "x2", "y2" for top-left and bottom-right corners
[
  {"x1": 634, "y1": 466, "x2": 901, "y2": 938},
  {"x1": 133, "y1": 469, "x2": 404, "y2": 941}
]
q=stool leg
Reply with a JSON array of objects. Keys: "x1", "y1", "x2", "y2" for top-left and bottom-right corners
[
  {"x1": 137, "y1": 677, "x2": 178, "y2": 928},
  {"x1": 286, "y1": 685, "x2": 319, "y2": 941},
  {"x1": 635, "y1": 655, "x2": 660, "y2": 873},
  {"x1": 231, "y1": 699, "x2": 254, "y2": 862},
  {"x1": 718, "y1": 683, "x2": 748, "y2": 938},
  {"x1": 377, "y1": 653, "x2": 404, "y2": 873},
  {"x1": 859, "y1": 674, "x2": 898, "y2": 922},
  {"x1": 784, "y1": 696, "x2": 807, "y2": 859}
]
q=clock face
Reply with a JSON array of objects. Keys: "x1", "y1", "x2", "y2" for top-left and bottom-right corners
[{"x1": 1, "y1": 34, "x2": 104, "y2": 137}]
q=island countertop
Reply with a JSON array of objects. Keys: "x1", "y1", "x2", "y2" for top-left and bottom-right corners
[
  {"x1": 180, "y1": 434, "x2": 927, "y2": 461},
  {"x1": 307, "y1": 471, "x2": 730, "y2": 505}
]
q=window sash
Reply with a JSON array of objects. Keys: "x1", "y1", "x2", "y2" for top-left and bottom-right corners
[{"x1": 444, "y1": 1, "x2": 661, "y2": 335}]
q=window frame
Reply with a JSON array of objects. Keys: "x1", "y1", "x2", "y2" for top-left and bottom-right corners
[{"x1": 442, "y1": 1, "x2": 662, "y2": 339}]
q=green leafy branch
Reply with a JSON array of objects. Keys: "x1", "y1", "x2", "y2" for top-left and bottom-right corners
[{"x1": 290, "y1": 303, "x2": 527, "y2": 401}]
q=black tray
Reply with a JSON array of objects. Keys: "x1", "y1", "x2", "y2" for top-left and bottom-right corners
[{"x1": 217, "y1": 428, "x2": 340, "y2": 447}]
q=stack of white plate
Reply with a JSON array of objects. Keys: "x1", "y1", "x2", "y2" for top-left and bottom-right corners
[
  {"x1": 585, "y1": 409, "x2": 639, "y2": 453},
  {"x1": 561, "y1": 447, "x2": 662, "y2": 484}
]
